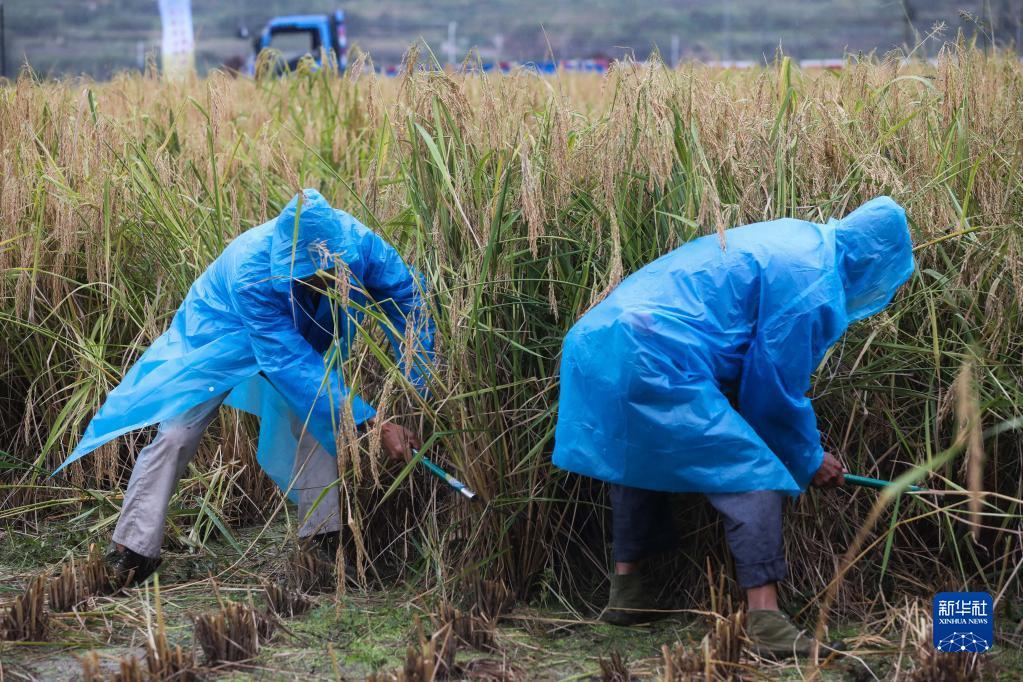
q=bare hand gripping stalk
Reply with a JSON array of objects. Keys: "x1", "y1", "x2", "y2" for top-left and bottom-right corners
[
  {"x1": 552, "y1": 197, "x2": 915, "y2": 658},
  {"x1": 55, "y1": 189, "x2": 436, "y2": 586}
]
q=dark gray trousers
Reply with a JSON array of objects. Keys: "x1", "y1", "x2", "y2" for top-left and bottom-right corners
[{"x1": 610, "y1": 485, "x2": 788, "y2": 589}]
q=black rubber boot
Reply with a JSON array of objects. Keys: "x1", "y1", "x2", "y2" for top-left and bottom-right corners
[
  {"x1": 599, "y1": 573, "x2": 668, "y2": 626},
  {"x1": 303, "y1": 531, "x2": 340, "y2": 563},
  {"x1": 105, "y1": 546, "x2": 162, "y2": 589}
]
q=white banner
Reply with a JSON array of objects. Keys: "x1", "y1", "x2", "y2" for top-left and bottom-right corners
[{"x1": 158, "y1": 0, "x2": 194, "y2": 80}]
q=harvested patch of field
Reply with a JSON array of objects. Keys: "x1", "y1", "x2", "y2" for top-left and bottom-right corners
[{"x1": 2, "y1": 520, "x2": 1021, "y2": 680}]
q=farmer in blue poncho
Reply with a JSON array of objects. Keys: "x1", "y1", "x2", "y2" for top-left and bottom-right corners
[
  {"x1": 57, "y1": 189, "x2": 435, "y2": 586},
  {"x1": 553, "y1": 197, "x2": 914, "y2": 657}
]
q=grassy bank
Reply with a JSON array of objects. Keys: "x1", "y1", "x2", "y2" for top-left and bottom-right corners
[{"x1": 1, "y1": 45, "x2": 1021, "y2": 676}]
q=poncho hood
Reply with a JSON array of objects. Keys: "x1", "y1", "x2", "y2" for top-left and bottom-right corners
[
  {"x1": 833, "y1": 196, "x2": 915, "y2": 323},
  {"x1": 270, "y1": 188, "x2": 346, "y2": 292}
]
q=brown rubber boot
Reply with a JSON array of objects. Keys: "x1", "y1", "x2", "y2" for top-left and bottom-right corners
[
  {"x1": 746, "y1": 609, "x2": 840, "y2": 659},
  {"x1": 599, "y1": 573, "x2": 669, "y2": 626}
]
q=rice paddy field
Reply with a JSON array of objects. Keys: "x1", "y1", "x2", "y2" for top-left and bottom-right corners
[{"x1": 1, "y1": 45, "x2": 1022, "y2": 679}]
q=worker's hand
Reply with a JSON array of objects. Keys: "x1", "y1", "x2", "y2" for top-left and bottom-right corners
[
  {"x1": 373, "y1": 420, "x2": 422, "y2": 463},
  {"x1": 811, "y1": 451, "x2": 846, "y2": 488}
]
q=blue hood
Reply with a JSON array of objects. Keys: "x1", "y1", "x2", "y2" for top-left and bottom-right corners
[
  {"x1": 271, "y1": 188, "x2": 349, "y2": 292},
  {"x1": 833, "y1": 196, "x2": 915, "y2": 323}
]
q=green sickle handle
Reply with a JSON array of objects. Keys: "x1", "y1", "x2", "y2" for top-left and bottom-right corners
[
  {"x1": 413, "y1": 449, "x2": 477, "y2": 500},
  {"x1": 845, "y1": 473, "x2": 924, "y2": 493}
]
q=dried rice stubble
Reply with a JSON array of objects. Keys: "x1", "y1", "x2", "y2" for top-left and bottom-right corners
[
  {"x1": 79, "y1": 651, "x2": 146, "y2": 682},
  {"x1": 193, "y1": 598, "x2": 276, "y2": 667},
  {"x1": 434, "y1": 600, "x2": 497, "y2": 653},
  {"x1": 49, "y1": 543, "x2": 117, "y2": 611},
  {"x1": 458, "y1": 657, "x2": 524, "y2": 682},
  {"x1": 145, "y1": 600, "x2": 198, "y2": 681},
  {"x1": 263, "y1": 579, "x2": 314, "y2": 618},
  {"x1": 471, "y1": 577, "x2": 514, "y2": 622},
  {"x1": 910, "y1": 647, "x2": 988, "y2": 682},
  {"x1": 288, "y1": 543, "x2": 336, "y2": 594},
  {"x1": 0, "y1": 574, "x2": 48, "y2": 642},
  {"x1": 906, "y1": 600, "x2": 991, "y2": 682},
  {"x1": 598, "y1": 649, "x2": 633, "y2": 681},
  {"x1": 661, "y1": 567, "x2": 746, "y2": 681},
  {"x1": 368, "y1": 615, "x2": 459, "y2": 681}
]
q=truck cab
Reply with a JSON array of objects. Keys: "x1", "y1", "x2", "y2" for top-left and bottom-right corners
[{"x1": 245, "y1": 9, "x2": 347, "y2": 75}]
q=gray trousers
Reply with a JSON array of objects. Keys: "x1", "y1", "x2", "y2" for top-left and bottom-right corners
[
  {"x1": 610, "y1": 485, "x2": 788, "y2": 589},
  {"x1": 112, "y1": 394, "x2": 341, "y2": 558}
]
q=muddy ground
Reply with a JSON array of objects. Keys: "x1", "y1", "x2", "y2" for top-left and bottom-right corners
[{"x1": 1, "y1": 520, "x2": 1019, "y2": 681}]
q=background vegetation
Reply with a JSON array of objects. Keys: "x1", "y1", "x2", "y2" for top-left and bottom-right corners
[
  {"x1": 4, "y1": 0, "x2": 1021, "y2": 78},
  {"x1": 0, "y1": 42, "x2": 1021, "y2": 677}
]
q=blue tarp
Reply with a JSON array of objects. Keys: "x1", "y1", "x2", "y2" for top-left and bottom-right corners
[
  {"x1": 552, "y1": 196, "x2": 914, "y2": 494},
  {"x1": 56, "y1": 189, "x2": 435, "y2": 494}
]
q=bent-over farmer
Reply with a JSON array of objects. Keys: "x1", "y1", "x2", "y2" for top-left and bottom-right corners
[
  {"x1": 552, "y1": 197, "x2": 913, "y2": 657},
  {"x1": 56, "y1": 188, "x2": 435, "y2": 586}
]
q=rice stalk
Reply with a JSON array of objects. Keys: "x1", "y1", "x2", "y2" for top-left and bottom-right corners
[
  {"x1": 48, "y1": 543, "x2": 115, "y2": 611},
  {"x1": 660, "y1": 566, "x2": 745, "y2": 681},
  {"x1": 79, "y1": 651, "x2": 106, "y2": 682},
  {"x1": 458, "y1": 658, "x2": 523, "y2": 681},
  {"x1": 599, "y1": 649, "x2": 632, "y2": 681},
  {"x1": 812, "y1": 360, "x2": 990, "y2": 668},
  {"x1": 371, "y1": 615, "x2": 460, "y2": 681},
  {"x1": 143, "y1": 575, "x2": 198, "y2": 681},
  {"x1": 79, "y1": 651, "x2": 146, "y2": 682},
  {"x1": 289, "y1": 544, "x2": 336, "y2": 594},
  {"x1": 471, "y1": 578, "x2": 514, "y2": 621},
  {"x1": 910, "y1": 649, "x2": 986, "y2": 682},
  {"x1": 0, "y1": 574, "x2": 48, "y2": 642},
  {"x1": 954, "y1": 360, "x2": 985, "y2": 543},
  {"x1": 193, "y1": 597, "x2": 275, "y2": 666},
  {"x1": 433, "y1": 600, "x2": 496, "y2": 652},
  {"x1": 901, "y1": 600, "x2": 990, "y2": 682},
  {"x1": 263, "y1": 580, "x2": 314, "y2": 618}
]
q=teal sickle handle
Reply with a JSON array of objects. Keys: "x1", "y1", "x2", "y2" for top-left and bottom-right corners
[
  {"x1": 845, "y1": 473, "x2": 924, "y2": 493},
  {"x1": 413, "y1": 449, "x2": 477, "y2": 500}
]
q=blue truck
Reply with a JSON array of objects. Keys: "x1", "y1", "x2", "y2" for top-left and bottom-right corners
[{"x1": 242, "y1": 9, "x2": 348, "y2": 75}]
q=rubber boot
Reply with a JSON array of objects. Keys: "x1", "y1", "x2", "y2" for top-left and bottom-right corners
[
  {"x1": 746, "y1": 609, "x2": 840, "y2": 659},
  {"x1": 599, "y1": 573, "x2": 668, "y2": 626},
  {"x1": 105, "y1": 546, "x2": 162, "y2": 589},
  {"x1": 309, "y1": 531, "x2": 340, "y2": 563}
]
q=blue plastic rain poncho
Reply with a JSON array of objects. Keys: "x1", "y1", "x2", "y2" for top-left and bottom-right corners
[
  {"x1": 56, "y1": 189, "x2": 435, "y2": 492},
  {"x1": 552, "y1": 196, "x2": 914, "y2": 494}
]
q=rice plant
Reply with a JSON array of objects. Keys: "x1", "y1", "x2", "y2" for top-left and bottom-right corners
[{"x1": 0, "y1": 42, "x2": 1020, "y2": 631}]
